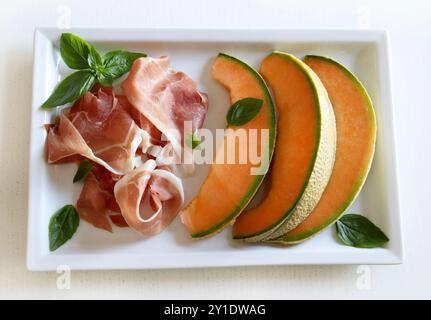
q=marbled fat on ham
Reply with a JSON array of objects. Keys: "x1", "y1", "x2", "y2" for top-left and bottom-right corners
[
  {"x1": 114, "y1": 159, "x2": 184, "y2": 236},
  {"x1": 117, "y1": 95, "x2": 164, "y2": 145},
  {"x1": 122, "y1": 57, "x2": 208, "y2": 156},
  {"x1": 46, "y1": 88, "x2": 150, "y2": 175}
]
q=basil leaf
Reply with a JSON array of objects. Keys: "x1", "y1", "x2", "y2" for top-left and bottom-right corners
[
  {"x1": 102, "y1": 50, "x2": 147, "y2": 80},
  {"x1": 87, "y1": 45, "x2": 103, "y2": 70},
  {"x1": 41, "y1": 70, "x2": 96, "y2": 109},
  {"x1": 335, "y1": 214, "x2": 389, "y2": 248},
  {"x1": 226, "y1": 97, "x2": 263, "y2": 126},
  {"x1": 73, "y1": 159, "x2": 92, "y2": 183},
  {"x1": 97, "y1": 72, "x2": 114, "y2": 87},
  {"x1": 49, "y1": 205, "x2": 80, "y2": 251},
  {"x1": 60, "y1": 33, "x2": 96, "y2": 70},
  {"x1": 186, "y1": 133, "x2": 201, "y2": 150}
]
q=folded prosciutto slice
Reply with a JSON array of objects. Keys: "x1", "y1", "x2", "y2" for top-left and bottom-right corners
[
  {"x1": 122, "y1": 57, "x2": 208, "y2": 158},
  {"x1": 114, "y1": 159, "x2": 184, "y2": 236},
  {"x1": 46, "y1": 88, "x2": 150, "y2": 175}
]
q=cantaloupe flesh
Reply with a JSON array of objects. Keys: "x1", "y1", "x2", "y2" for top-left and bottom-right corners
[
  {"x1": 275, "y1": 55, "x2": 376, "y2": 243},
  {"x1": 180, "y1": 54, "x2": 276, "y2": 238},
  {"x1": 233, "y1": 53, "x2": 321, "y2": 239}
]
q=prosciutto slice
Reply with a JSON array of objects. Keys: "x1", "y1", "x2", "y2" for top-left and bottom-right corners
[
  {"x1": 77, "y1": 171, "x2": 113, "y2": 232},
  {"x1": 117, "y1": 95, "x2": 164, "y2": 145},
  {"x1": 76, "y1": 164, "x2": 123, "y2": 232},
  {"x1": 122, "y1": 57, "x2": 208, "y2": 157},
  {"x1": 46, "y1": 88, "x2": 150, "y2": 175},
  {"x1": 114, "y1": 159, "x2": 184, "y2": 236}
]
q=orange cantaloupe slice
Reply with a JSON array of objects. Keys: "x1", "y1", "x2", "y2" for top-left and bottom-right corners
[
  {"x1": 233, "y1": 52, "x2": 337, "y2": 242},
  {"x1": 271, "y1": 55, "x2": 377, "y2": 244},
  {"x1": 180, "y1": 53, "x2": 277, "y2": 238}
]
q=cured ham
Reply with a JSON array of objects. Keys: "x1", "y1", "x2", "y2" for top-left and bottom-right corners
[
  {"x1": 114, "y1": 159, "x2": 184, "y2": 236},
  {"x1": 76, "y1": 159, "x2": 183, "y2": 234},
  {"x1": 76, "y1": 171, "x2": 114, "y2": 232},
  {"x1": 117, "y1": 95, "x2": 164, "y2": 145},
  {"x1": 122, "y1": 57, "x2": 208, "y2": 158},
  {"x1": 109, "y1": 214, "x2": 129, "y2": 228},
  {"x1": 46, "y1": 88, "x2": 150, "y2": 175},
  {"x1": 45, "y1": 55, "x2": 205, "y2": 237},
  {"x1": 76, "y1": 164, "x2": 123, "y2": 232}
]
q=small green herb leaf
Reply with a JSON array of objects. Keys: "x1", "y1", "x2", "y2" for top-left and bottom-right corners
[
  {"x1": 97, "y1": 72, "x2": 114, "y2": 87},
  {"x1": 41, "y1": 70, "x2": 96, "y2": 109},
  {"x1": 102, "y1": 50, "x2": 147, "y2": 80},
  {"x1": 60, "y1": 33, "x2": 97, "y2": 70},
  {"x1": 49, "y1": 205, "x2": 80, "y2": 251},
  {"x1": 73, "y1": 160, "x2": 93, "y2": 183},
  {"x1": 87, "y1": 45, "x2": 103, "y2": 70},
  {"x1": 335, "y1": 214, "x2": 389, "y2": 248},
  {"x1": 226, "y1": 97, "x2": 263, "y2": 126},
  {"x1": 186, "y1": 133, "x2": 202, "y2": 150}
]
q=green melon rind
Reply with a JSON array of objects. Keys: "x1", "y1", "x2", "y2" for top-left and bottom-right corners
[
  {"x1": 190, "y1": 53, "x2": 277, "y2": 239},
  {"x1": 269, "y1": 55, "x2": 377, "y2": 244},
  {"x1": 234, "y1": 52, "x2": 337, "y2": 242},
  {"x1": 262, "y1": 52, "x2": 337, "y2": 241},
  {"x1": 232, "y1": 52, "x2": 322, "y2": 241}
]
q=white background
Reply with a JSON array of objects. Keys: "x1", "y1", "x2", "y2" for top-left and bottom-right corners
[{"x1": 0, "y1": 0, "x2": 430, "y2": 299}]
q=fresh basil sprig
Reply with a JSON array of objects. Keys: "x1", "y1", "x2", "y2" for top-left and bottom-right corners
[
  {"x1": 335, "y1": 214, "x2": 389, "y2": 248},
  {"x1": 73, "y1": 159, "x2": 93, "y2": 183},
  {"x1": 226, "y1": 97, "x2": 263, "y2": 126},
  {"x1": 60, "y1": 33, "x2": 100, "y2": 70},
  {"x1": 49, "y1": 205, "x2": 80, "y2": 251},
  {"x1": 42, "y1": 33, "x2": 146, "y2": 109}
]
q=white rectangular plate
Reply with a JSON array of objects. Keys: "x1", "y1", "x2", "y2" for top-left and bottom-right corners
[{"x1": 27, "y1": 28, "x2": 403, "y2": 270}]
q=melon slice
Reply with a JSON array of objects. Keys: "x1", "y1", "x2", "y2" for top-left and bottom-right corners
[
  {"x1": 233, "y1": 52, "x2": 337, "y2": 242},
  {"x1": 271, "y1": 55, "x2": 377, "y2": 244},
  {"x1": 180, "y1": 53, "x2": 277, "y2": 238}
]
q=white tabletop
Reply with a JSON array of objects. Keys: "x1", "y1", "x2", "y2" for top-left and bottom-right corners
[{"x1": 0, "y1": 0, "x2": 430, "y2": 299}]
